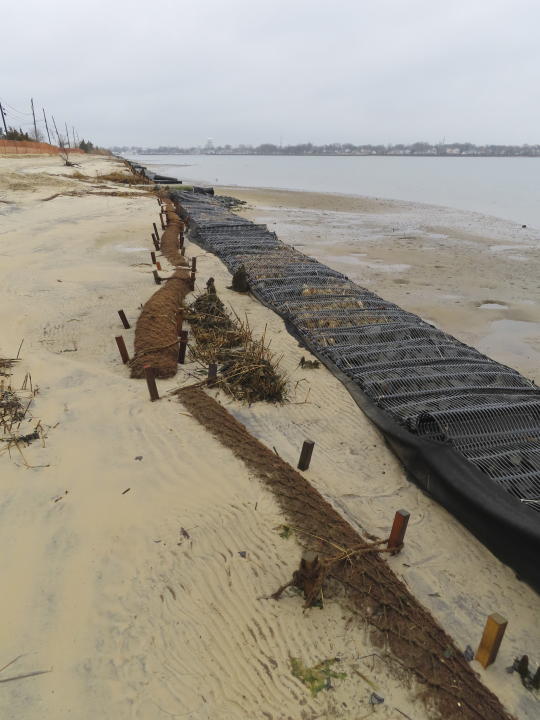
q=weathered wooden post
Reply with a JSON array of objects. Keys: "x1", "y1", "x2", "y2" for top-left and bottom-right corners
[
  {"x1": 160, "y1": 214, "x2": 165, "y2": 230},
  {"x1": 144, "y1": 365, "x2": 159, "y2": 402},
  {"x1": 152, "y1": 233, "x2": 159, "y2": 250},
  {"x1": 118, "y1": 310, "x2": 130, "y2": 329},
  {"x1": 176, "y1": 309, "x2": 184, "y2": 335},
  {"x1": 475, "y1": 614, "x2": 508, "y2": 668},
  {"x1": 153, "y1": 223, "x2": 160, "y2": 246},
  {"x1": 115, "y1": 336, "x2": 129, "y2": 364},
  {"x1": 297, "y1": 440, "x2": 315, "y2": 470},
  {"x1": 208, "y1": 363, "x2": 218, "y2": 387},
  {"x1": 152, "y1": 270, "x2": 161, "y2": 285},
  {"x1": 156, "y1": 261, "x2": 162, "y2": 271},
  {"x1": 150, "y1": 250, "x2": 156, "y2": 264},
  {"x1": 191, "y1": 256, "x2": 197, "y2": 272},
  {"x1": 190, "y1": 271, "x2": 196, "y2": 290},
  {"x1": 387, "y1": 509, "x2": 410, "y2": 554},
  {"x1": 178, "y1": 330, "x2": 188, "y2": 364}
]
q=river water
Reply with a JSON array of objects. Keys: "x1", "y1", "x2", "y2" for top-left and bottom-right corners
[{"x1": 126, "y1": 153, "x2": 540, "y2": 228}]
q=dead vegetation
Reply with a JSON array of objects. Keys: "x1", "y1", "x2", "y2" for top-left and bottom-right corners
[
  {"x1": 1, "y1": 357, "x2": 43, "y2": 465},
  {"x1": 186, "y1": 283, "x2": 287, "y2": 403},
  {"x1": 96, "y1": 170, "x2": 151, "y2": 185}
]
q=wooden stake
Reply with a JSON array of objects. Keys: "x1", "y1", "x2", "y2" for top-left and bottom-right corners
[
  {"x1": 475, "y1": 614, "x2": 508, "y2": 668},
  {"x1": 178, "y1": 330, "x2": 188, "y2": 364},
  {"x1": 152, "y1": 270, "x2": 161, "y2": 285},
  {"x1": 297, "y1": 440, "x2": 315, "y2": 471},
  {"x1": 179, "y1": 232, "x2": 184, "y2": 249},
  {"x1": 191, "y1": 256, "x2": 197, "y2": 272},
  {"x1": 160, "y1": 214, "x2": 165, "y2": 230},
  {"x1": 152, "y1": 233, "x2": 159, "y2": 250},
  {"x1": 153, "y1": 223, "x2": 160, "y2": 245},
  {"x1": 150, "y1": 251, "x2": 156, "y2": 264},
  {"x1": 117, "y1": 310, "x2": 130, "y2": 329},
  {"x1": 156, "y1": 261, "x2": 162, "y2": 271},
  {"x1": 387, "y1": 509, "x2": 410, "y2": 554},
  {"x1": 176, "y1": 309, "x2": 184, "y2": 335},
  {"x1": 190, "y1": 271, "x2": 195, "y2": 290},
  {"x1": 115, "y1": 335, "x2": 129, "y2": 364},
  {"x1": 144, "y1": 365, "x2": 159, "y2": 401},
  {"x1": 208, "y1": 363, "x2": 218, "y2": 387},
  {"x1": 181, "y1": 247, "x2": 185, "y2": 256}
]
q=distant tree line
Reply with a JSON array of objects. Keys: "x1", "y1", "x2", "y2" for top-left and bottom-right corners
[{"x1": 112, "y1": 141, "x2": 540, "y2": 157}]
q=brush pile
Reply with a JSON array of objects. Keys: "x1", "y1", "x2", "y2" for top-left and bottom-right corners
[{"x1": 186, "y1": 285, "x2": 287, "y2": 403}]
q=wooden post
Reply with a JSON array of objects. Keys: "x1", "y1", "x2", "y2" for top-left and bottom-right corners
[
  {"x1": 152, "y1": 270, "x2": 161, "y2": 285},
  {"x1": 144, "y1": 365, "x2": 159, "y2": 401},
  {"x1": 190, "y1": 271, "x2": 195, "y2": 290},
  {"x1": 156, "y1": 261, "x2": 162, "y2": 271},
  {"x1": 179, "y1": 232, "x2": 184, "y2": 249},
  {"x1": 153, "y1": 223, "x2": 160, "y2": 245},
  {"x1": 152, "y1": 233, "x2": 159, "y2": 250},
  {"x1": 208, "y1": 363, "x2": 218, "y2": 387},
  {"x1": 191, "y1": 256, "x2": 197, "y2": 272},
  {"x1": 160, "y1": 214, "x2": 165, "y2": 230},
  {"x1": 176, "y1": 309, "x2": 184, "y2": 335},
  {"x1": 387, "y1": 509, "x2": 410, "y2": 554},
  {"x1": 475, "y1": 614, "x2": 508, "y2": 668},
  {"x1": 118, "y1": 309, "x2": 130, "y2": 329},
  {"x1": 150, "y1": 250, "x2": 156, "y2": 264},
  {"x1": 178, "y1": 330, "x2": 188, "y2": 364},
  {"x1": 297, "y1": 440, "x2": 315, "y2": 471},
  {"x1": 181, "y1": 247, "x2": 185, "y2": 256},
  {"x1": 115, "y1": 335, "x2": 129, "y2": 364}
]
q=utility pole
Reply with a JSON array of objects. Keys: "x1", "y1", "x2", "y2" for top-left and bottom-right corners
[
  {"x1": 0, "y1": 100, "x2": 8, "y2": 135},
  {"x1": 42, "y1": 108, "x2": 51, "y2": 144},
  {"x1": 51, "y1": 115, "x2": 62, "y2": 146},
  {"x1": 65, "y1": 121, "x2": 71, "y2": 148},
  {"x1": 31, "y1": 98, "x2": 38, "y2": 140}
]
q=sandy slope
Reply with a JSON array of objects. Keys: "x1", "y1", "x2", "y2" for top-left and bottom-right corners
[{"x1": 1, "y1": 155, "x2": 431, "y2": 719}]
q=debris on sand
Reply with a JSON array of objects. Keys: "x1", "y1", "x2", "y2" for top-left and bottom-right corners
[{"x1": 290, "y1": 656, "x2": 346, "y2": 697}]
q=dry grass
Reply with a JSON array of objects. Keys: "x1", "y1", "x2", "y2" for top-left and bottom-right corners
[
  {"x1": 186, "y1": 288, "x2": 287, "y2": 403},
  {"x1": 97, "y1": 170, "x2": 151, "y2": 185},
  {"x1": 1, "y1": 359, "x2": 42, "y2": 465}
]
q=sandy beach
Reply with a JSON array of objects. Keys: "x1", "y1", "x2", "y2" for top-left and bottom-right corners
[{"x1": 1, "y1": 154, "x2": 539, "y2": 719}]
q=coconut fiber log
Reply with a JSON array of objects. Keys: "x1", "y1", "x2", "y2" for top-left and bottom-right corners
[
  {"x1": 130, "y1": 270, "x2": 191, "y2": 378},
  {"x1": 159, "y1": 200, "x2": 187, "y2": 267}
]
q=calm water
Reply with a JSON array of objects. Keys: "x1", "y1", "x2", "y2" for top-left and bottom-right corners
[{"x1": 126, "y1": 153, "x2": 540, "y2": 227}]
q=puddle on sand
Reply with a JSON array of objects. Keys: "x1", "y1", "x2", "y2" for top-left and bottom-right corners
[
  {"x1": 114, "y1": 245, "x2": 148, "y2": 253},
  {"x1": 479, "y1": 302, "x2": 508, "y2": 310}
]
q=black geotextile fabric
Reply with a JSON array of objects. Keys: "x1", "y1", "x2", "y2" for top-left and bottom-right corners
[{"x1": 172, "y1": 190, "x2": 540, "y2": 590}]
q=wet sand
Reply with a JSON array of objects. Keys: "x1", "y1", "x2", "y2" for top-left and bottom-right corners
[{"x1": 219, "y1": 186, "x2": 540, "y2": 379}]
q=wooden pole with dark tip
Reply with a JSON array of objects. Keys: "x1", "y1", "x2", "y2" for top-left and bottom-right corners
[
  {"x1": 115, "y1": 335, "x2": 129, "y2": 364},
  {"x1": 150, "y1": 251, "x2": 156, "y2": 264},
  {"x1": 156, "y1": 261, "x2": 162, "y2": 271},
  {"x1": 176, "y1": 309, "x2": 184, "y2": 335},
  {"x1": 189, "y1": 271, "x2": 195, "y2": 290},
  {"x1": 144, "y1": 365, "x2": 159, "y2": 402},
  {"x1": 207, "y1": 363, "x2": 218, "y2": 387},
  {"x1": 160, "y1": 214, "x2": 165, "y2": 230},
  {"x1": 387, "y1": 509, "x2": 410, "y2": 554},
  {"x1": 475, "y1": 614, "x2": 508, "y2": 668},
  {"x1": 297, "y1": 440, "x2": 315, "y2": 471},
  {"x1": 152, "y1": 233, "x2": 159, "y2": 250},
  {"x1": 178, "y1": 330, "x2": 188, "y2": 364},
  {"x1": 152, "y1": 270, "x2": 161, "y2": 285},
  {"x1": 191, "y1": 256, "x2": 197, "y2": 272},
  {"x1": 118, "y1": 310, "x2": 130, "y2": 329},
  {"x1": 153, "y1": 223, "x2": 160, "y2": 245}
]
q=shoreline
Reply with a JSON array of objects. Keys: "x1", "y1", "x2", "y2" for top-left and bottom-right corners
[
  {"x1": 1, "y1": 154, "x2": 539, "y2": 719},
  {"x1": 216, "y1": 184, "x2": 540, "y2": 378}
]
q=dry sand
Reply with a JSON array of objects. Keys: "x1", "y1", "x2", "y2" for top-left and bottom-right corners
[{"x1": 0, "y1": 157, "x2": 538, "y2": 719}]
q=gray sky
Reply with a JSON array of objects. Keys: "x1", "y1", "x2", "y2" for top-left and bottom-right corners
[{"x1": 2, "y1": 0, "x2": 539, "y2": 147}]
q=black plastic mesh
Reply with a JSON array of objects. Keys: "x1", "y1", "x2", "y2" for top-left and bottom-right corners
[{"x1": 173, "y1": 191, "x2": 540, "y2": 511}]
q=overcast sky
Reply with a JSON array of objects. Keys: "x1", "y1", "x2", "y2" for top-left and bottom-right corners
[{"x1": 2, "y1": 0, "x2": 539, "y2": 147}]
